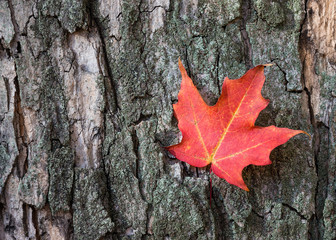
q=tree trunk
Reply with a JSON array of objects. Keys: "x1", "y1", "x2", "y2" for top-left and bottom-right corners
[{"x1": 0, "y1": 0, "x2": 335, "y2": 239}]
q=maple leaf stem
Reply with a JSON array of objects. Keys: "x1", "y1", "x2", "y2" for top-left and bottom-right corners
[{"x1": 209, "y1": 166, "x2": 212, "y2": 207}]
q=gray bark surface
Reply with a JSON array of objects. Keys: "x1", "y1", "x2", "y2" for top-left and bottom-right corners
[{"x1": 0, "y1": 0, "x2": 335, "y2": 239}]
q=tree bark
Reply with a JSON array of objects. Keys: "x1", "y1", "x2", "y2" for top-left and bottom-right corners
[{"x1": 0, "y1": 0, "x2": 335, "y2": 239}]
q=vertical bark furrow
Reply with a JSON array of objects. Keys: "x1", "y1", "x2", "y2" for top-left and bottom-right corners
[{"x1": 240, "y1": 0, "x2": 253, "y2": 70}]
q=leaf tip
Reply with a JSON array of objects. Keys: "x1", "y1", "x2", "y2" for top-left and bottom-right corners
[
  {"x1": 178, "y1": 58, "x2": 185, "y2": 71},
  {"x1": 178, "y1": 58, "x2": 188, "y2": 77},
  {"x1": 301, "y1": 130, "x2": 311, "y2": 140}
]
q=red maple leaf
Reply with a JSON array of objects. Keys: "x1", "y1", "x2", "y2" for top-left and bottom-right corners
[{"x1": 167, "y1": 59, "x2": 305, "y2": 191}]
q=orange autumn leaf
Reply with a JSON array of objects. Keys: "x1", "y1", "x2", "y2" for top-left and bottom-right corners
[{"x1": 167, "y1": 59, "x2": 305, "y2": 191}]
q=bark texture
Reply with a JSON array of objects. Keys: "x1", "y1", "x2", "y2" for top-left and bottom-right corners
[{"x1": 0, "y1": 0, "x2": 335, "y2": 239}]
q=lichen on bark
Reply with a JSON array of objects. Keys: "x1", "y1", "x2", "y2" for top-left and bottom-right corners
[{"x1": 73, "y1": 168, "x2": 114, "y2": 240}]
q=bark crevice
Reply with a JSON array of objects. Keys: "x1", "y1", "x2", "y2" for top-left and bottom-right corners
[
  {"x1": 240, "y1": 0, "x2": 253, "y2": 70},
  {"x1": 13, "y1": 64, "x2": 28, "y2": 179}
]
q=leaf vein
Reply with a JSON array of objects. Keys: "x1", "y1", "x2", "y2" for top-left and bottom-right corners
[
  {"x1": 210, "y1": 72, "x2": 258, "y2": 161},
  {"x1": 191, "y1": 102, "x2": 210, "y2": 159},
  {"x1": 214, "y1": 139, "x2": 272, "y2": 163}
]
